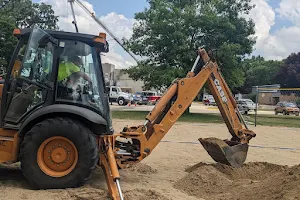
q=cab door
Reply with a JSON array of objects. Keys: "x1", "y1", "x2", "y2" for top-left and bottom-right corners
[
  {"x1": 110, "y1": 87, "x2": 118, "y2": 101},
  {"x1": 2, "y1": 28, "x2": 55, "y2": 124}
]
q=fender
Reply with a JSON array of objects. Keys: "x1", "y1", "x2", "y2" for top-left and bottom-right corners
[{"x1": 19, "y1": 104, "x2": 107, "y2": 137}]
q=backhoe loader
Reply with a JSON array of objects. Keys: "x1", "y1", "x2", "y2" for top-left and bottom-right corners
[{"x1": 0, "y1": 27, "x2": 256, "y2": 200}]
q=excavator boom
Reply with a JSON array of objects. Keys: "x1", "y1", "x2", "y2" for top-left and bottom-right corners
[{"x1": 100, "y1": 48, "x2": 256, "y2": 199}]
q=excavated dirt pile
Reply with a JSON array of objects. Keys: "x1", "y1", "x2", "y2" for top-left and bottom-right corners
[
  {"x1": 124, "y1": 189, "x2": 170, "y2": 200},
  {"x1": 174, "y1": 162, "x2": 300, "y2": 200}
]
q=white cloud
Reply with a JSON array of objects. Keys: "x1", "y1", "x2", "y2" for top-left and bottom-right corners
[
  {"x1": 248, "y1": 0, "x2": 300, "y2": 60},
  {"x1": 41, "y1": 0, "x2": 137, "y2": 69},
  {"x1": 247, "y1": 0, "x2": 277, "y2": 59},
  {"x1": 248, "y1": 0, "x2": 275, "y2": 44},
  {"x1": 276, "y1": 0, "x2": 300, "y2": 26}
]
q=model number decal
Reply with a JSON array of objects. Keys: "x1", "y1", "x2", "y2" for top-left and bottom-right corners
[{"x1": 214, "y1": 79, "x2": 228, "y2": 103}]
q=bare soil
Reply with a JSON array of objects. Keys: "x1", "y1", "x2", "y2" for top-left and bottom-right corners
[
  {"x1": 0, "y1": 119, "x2": 300, "y2": 200},
  {"x1": 175, "y1": 162, "x2": 300, "y2": 200}
]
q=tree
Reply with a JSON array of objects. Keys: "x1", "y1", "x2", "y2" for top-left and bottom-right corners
[
  {"x1": 236, "y1": 56, "x2": 282, "y2": 93},
  {"x1": 0, "y1": 0, "x2": 58, "y2": 29},
  {"x1": 0, "y1": 0, "x2": 58, "y2": 73},
  {"x1": 275, "y1": 52, "x2": 300, "y2": 88},
  {"x1": 0, "y1": 16, "x2": 18, "y2": 72},
  {"x1": 124, "y1": 0, "x2": 256, "y2": 90}
]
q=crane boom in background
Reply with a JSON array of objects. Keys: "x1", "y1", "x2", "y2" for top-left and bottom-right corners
[{"x1": 68, "y1": 0, "x2": 139, "y2": 64}]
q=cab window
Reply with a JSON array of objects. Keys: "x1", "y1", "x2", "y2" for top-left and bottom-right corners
[{"x1": 55, "y1": 40, "x2": 104, "y2": 113}]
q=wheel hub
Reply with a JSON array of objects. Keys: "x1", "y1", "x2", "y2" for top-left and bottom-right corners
[
  {"x1": 51, "y1": 148, "x2": 67, "y2": 163},
  {"x1": 37, "y1": 136, "x2": 78, "y2": 177}
]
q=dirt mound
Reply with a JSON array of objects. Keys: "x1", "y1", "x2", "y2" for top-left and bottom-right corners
[
  {"x1": 124, "y1": 189, "x2": 170, "y2": 200},
  {"x1": 63, "y1": 187, "x2": 108, "y2": 200},
  {"x1": 126, "y1": 163, "x2": 158, "y2": 175},
  {"x1": 175, "y1": 162, "x2": 300, "y2": 200}
]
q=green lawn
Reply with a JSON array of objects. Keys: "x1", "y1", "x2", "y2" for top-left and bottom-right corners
[
  {"x1": 245, "y1": 114, "x2": 300, "y2": 128},
  {"x1": 111, "y1": 111, "x2": 300, "y2": 128}
]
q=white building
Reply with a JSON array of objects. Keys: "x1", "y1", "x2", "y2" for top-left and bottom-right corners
[{"x1": 102, "y1": 63, "x2": 144, "y2": 93}]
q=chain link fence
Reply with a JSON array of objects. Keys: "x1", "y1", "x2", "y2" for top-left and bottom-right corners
[{"x1": 252, "y1": 87, "x2": 300, "y2": 126}]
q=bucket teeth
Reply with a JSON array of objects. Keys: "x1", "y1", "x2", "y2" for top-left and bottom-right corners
[{"x1": 199, "y1": 137, "x2": 249, "y2": 168}]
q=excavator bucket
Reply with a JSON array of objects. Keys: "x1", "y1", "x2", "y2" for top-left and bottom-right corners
[{"x1": 199, "y1": 137, "x2": 248, "y2": 168}]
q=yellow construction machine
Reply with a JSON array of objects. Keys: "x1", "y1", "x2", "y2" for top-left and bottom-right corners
[{"x1": 0, "y1": 27, "x2": 256, "y2": 200}]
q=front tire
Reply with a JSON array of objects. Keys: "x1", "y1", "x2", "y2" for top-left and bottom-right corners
[
  {"x1": 117, "y1": 97, "x2": 126, "y2": 106},
  {"x1": 20, "y1": 117, "x2": 98, "y2": 189}
]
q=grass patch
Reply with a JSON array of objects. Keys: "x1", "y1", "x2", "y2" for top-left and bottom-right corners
[
  {"x1": 111, "y1": 111, "x2": 300, "y2": 128},
  {"x1": 245, "y1": 114, "x2": 300, "y2": 128},
  {"x1": 111, "y1": 111, "x2": 223, "y2": 123}
]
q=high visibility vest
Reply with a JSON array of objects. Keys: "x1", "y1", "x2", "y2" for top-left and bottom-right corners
[{"x1": 57, "y1": 61, "x2": 80, "y2": 81}]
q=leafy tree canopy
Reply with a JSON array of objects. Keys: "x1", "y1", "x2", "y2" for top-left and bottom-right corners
[
  {"x1": 0, "y1": 0, "x2": 58, "y2": 72},
  {"x1": 125, "y1": 0, "x2": 256, "y2": 90},
  {"x1": 275, "y1": 52, "x2": 300, "y2": 88},
  {"x1": 236, "y1": 56, "x2": 282, "y2": 93}
]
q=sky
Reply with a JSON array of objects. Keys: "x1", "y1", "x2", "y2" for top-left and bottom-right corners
[{"x1": 35, "y1": 0, "x2": 300, "y2": 68}]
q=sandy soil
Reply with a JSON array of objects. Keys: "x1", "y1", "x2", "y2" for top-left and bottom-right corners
[{"x1": 0, "y1": 119, "x2": 300, "y2": 200}]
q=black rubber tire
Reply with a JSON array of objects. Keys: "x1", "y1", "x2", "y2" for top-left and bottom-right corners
[
  {"x1": 117, "y1": 97, "x2": 126, "y2": 106},
  {"x1": 19, "y1": 117, "x2": 98, "y2": 189},
  {"x1": 296, "y1": 112, "x2": 299, "y2": 116}
]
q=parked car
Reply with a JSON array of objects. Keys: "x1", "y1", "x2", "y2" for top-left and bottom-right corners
[
  {"x1": 132, "y1": 92, "x2": 142, "y2": 103},
  {"x1": 105, "y1": 86, "x2": 133, "y2": 106},
  {"x1": 237, "y1": 99, "x2": 256, "y2": 111},
  {"x1": 275, "y1": 102, "x2": 300, "y2": 116},
  {"x1": 238, "y1": 104, "x2": 249, "y2": 115},
  {"x1": 203, "y1": 94, "x2": 216, "y2": 106},
  {"x1": 138, "y1": 91, "x2": 161, "y2": 105}
]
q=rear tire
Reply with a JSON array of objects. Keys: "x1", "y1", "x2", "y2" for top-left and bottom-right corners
[
  {"x1": 20, "y1": 117, "x2": 98, "y2": 189},
  {"x1": 296, "y1": 112, "x2": 299, "y2": 116}
]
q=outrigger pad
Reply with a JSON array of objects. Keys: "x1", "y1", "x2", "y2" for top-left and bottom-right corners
[{"x1": 199, "y1": 137, "x2": 249, "y2": 168}]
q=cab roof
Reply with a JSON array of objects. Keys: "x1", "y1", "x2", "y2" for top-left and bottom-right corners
[{"x1": 14, "y1": 28, "x2": 109, "y2": 53}]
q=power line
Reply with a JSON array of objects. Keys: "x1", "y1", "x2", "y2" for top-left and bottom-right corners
[{"x1": 69, "y1": 0, "x2": 139, "y2": 64}]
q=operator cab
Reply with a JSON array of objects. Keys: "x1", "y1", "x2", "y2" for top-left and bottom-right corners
[{"x1": 1, "y1": 27, "x2": 112, "y2": 132}]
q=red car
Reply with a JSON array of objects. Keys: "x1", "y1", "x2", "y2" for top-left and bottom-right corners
[{"x1": 139, "y1": 91, "x2": 161, "y2": 105}]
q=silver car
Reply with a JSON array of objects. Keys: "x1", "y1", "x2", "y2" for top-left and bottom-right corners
[{"x1": 237, "y1": 99, "x2": 256, "y2": 111}]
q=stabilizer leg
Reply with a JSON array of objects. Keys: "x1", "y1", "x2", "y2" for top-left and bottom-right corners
[{"x1": 100, "y1": 137, "x2": 124, "y2": 200}]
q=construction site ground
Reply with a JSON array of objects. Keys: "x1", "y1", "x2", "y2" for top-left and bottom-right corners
[{"x1": 1, "y1": 119, "x2": 300, "y2": 200}]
